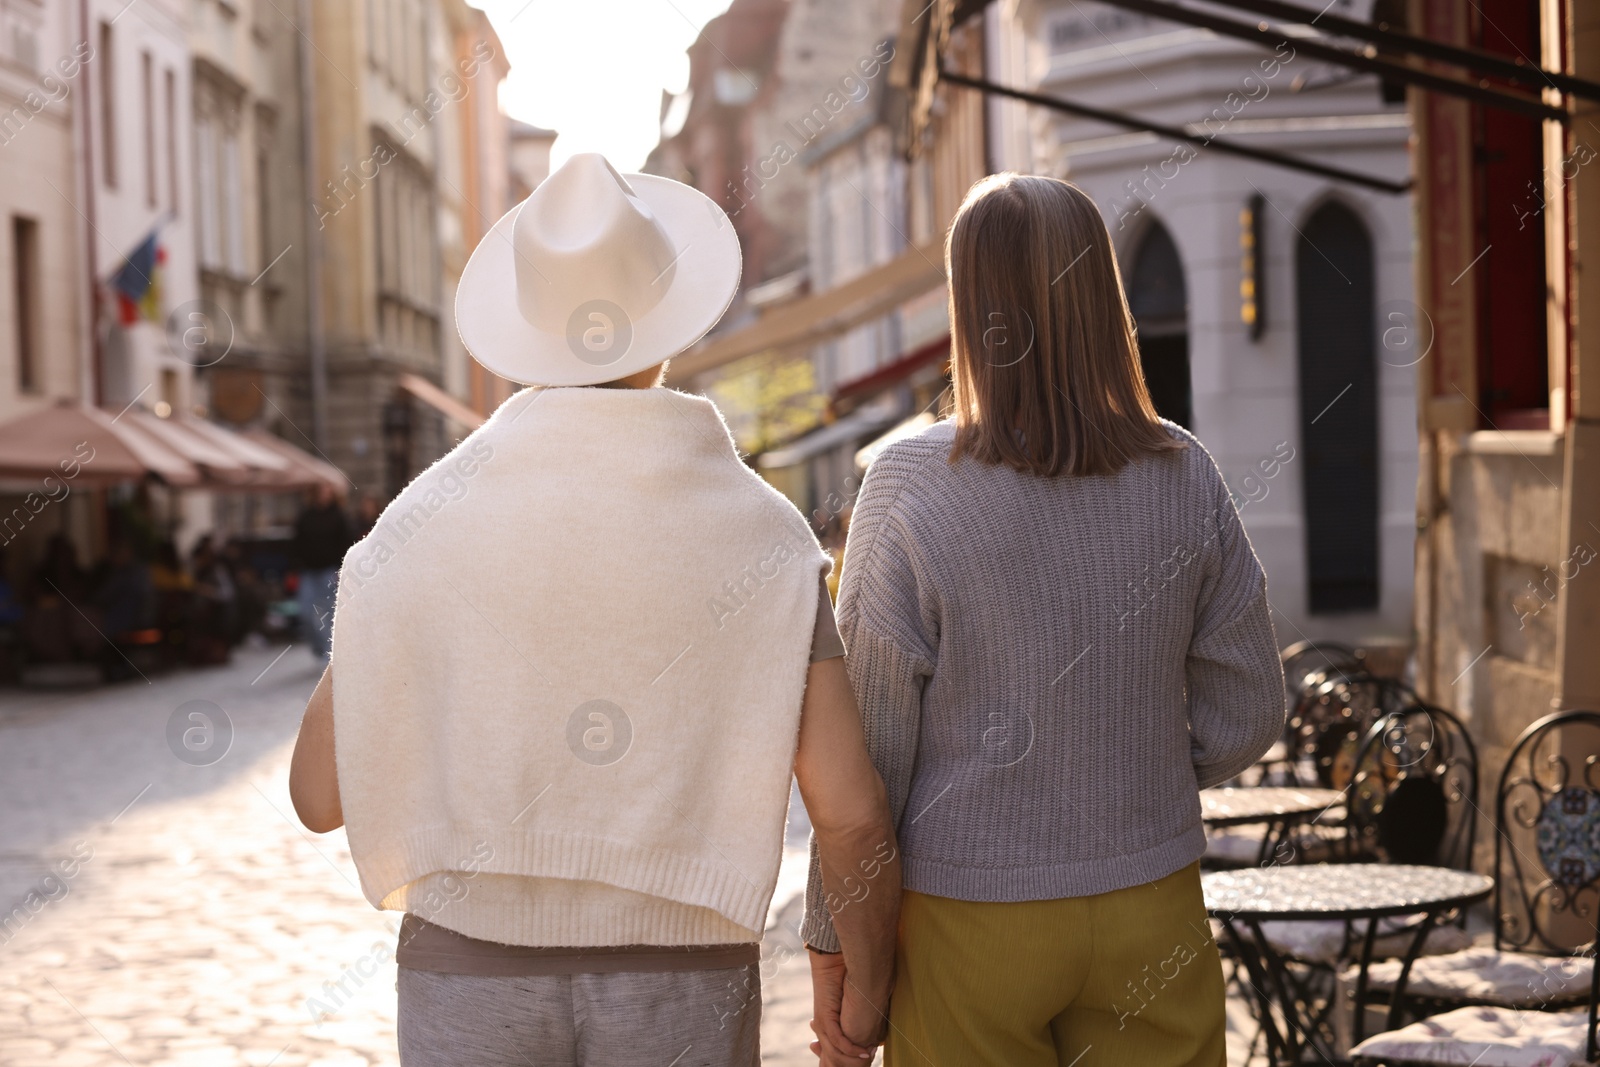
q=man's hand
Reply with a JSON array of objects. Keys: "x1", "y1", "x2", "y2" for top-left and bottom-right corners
[{"x1": 807, "y1": 949, "x2": 878, "y2": 1063}]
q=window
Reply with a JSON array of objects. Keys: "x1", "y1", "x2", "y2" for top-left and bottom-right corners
[
  {"x1": 1125, "y1": 220, "x2": 1193, "y2": 430},
  {"x1": 165, "y1": 69, "x2": 178, "y2": 214},
  {"x1": 221, "y1": 128, "x2": 245, "y2": 274},
  {"x1": 196, "y1": 115, "x2": 220, "y2": 269},
  {"x1": 99, "y1": 21, "x2": 115, "y2": 188},
  {"x1": 1296, "y1": 200, "x2": 1379, "y2": 613},
  {"x1": 256, "y1": 123, "x2": 272, "y2": 282},
  {"x1": 142, "y1": 51, "x2": 155, "y2": 207},
  {"x1": 12, "y1": 216, "x2": 38, "y2": 393}
]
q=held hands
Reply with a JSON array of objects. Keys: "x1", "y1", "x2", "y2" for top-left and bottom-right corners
[{"x1": 807, "y1": 948, "x2": 887, "y2": 1065}]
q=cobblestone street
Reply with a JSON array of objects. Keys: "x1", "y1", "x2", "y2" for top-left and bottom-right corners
[
  {"x1": 0, "y1": 644, "x2": 1261, "y2": 1067},
  {"x1": 0, "y1": 645, "x2": 821, "y2": 1067}
]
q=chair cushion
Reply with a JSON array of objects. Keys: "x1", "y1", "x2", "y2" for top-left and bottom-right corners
[
  {"x1": 1349, "y1": 1005, "x2": 1592, "y2": 1066},
  {"x1": 1263, "y1": 918, "x2": 1474, "y2": 965},
  {"x1": 1353, "y1": 947, "x2": 1593, "y2": 1007}
]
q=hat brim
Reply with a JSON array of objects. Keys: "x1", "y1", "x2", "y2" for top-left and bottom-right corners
[{"x1": 455, "y1": 174, "x2": 742, "y2": 387}]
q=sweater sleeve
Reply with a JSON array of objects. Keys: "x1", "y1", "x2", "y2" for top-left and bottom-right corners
[
  {"x1": 801, "y1": 446, "x2": 937, "y2": 952},
  {"x1": 1186, "y1": 464, "x2": 1287, "y2": 791}
]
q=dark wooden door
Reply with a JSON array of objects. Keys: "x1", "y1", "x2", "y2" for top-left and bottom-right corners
[{"x1": 1296, "y1": 202, "x2": 1378, "y2": 613}]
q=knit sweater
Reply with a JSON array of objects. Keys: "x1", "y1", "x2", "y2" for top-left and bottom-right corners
[
  {"x1": 803, "y1": 419, "x2": 1284, "y2": 950},
  {"x1": 331, "y1": 386, "x2": 829, "y2": 948}
]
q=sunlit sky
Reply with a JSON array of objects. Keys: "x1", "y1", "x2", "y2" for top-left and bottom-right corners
[{"x1": 474, "y1": 0, "x2": 738, "y2": 171}]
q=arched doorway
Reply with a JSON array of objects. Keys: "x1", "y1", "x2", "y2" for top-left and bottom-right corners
[
  {"x1": 1125, "y1": 221, "x2": 1193, "y2": 429},
  {"x1": 1296, "y1": 201, "x2": 1378, "y2": 613}
]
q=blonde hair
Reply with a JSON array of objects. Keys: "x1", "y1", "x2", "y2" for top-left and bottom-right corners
[{"x1": 945, "y1": 173, "x2": 1182, "y2": 477}]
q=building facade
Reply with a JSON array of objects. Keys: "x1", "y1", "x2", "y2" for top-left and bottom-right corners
[
  {"x1": 0, "y1": 0, "x2": 94, "y2": 573},
  {"x1": 0, "y1": 0, "x2": 87, "y2": 422},
  {"x1": 1409, "y1": 0, "x2": 1600, "y2": 788},
  {"x1": 1000, "y1": 0, "x2": 1418, "y2": 646},
  {"x1": 297, "y1": 0, "x2": 482, "y2": 497},
  {"x1": 187, "y1": 0, "x2": 311, "y2": 539}
]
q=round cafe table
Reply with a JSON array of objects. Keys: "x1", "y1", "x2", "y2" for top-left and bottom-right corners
[
  {"x1": 1200, "y1": 786, "x2": 1346, "y2": 866},
  {"x1": 1203, "y1": 863, "x2": 1493, "y2": 1065},
  {"x1": 1201, "y1": 786, "x2": 1345, "y2": 827}
]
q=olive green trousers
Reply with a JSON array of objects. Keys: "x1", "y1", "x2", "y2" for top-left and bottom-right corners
[{"x1": 885, "y1": 861, "x2": 1227, "y2": 1067}]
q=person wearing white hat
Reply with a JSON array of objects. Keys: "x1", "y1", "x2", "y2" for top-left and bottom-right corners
[{"x1": 287, "y1": 154, "x2": 900, "y2": 1066}]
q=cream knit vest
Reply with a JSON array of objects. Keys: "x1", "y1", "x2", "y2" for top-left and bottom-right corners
[{"x1": 330, "y1": 386, "x2": 828, "y2": 947}]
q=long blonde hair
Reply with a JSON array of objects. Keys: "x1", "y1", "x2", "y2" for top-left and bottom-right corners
[{"x1": 945, "y1": 173, "x2": 1182, "y2": 477}]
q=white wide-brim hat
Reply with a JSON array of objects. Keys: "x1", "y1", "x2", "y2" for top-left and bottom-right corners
[{"x1": 456, "y1": 153, "x2": 742, "y2": 387}]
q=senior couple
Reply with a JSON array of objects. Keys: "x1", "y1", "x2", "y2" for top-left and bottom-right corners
[{"x1": 289, "y1": 154, "x2": 1285, "y2": 1066}]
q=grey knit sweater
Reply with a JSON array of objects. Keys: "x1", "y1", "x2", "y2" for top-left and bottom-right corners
[{"x1": 802, "y1": 419, "x2": 1285, "y2": 950}]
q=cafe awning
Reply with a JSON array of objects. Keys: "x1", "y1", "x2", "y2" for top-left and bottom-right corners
[
  {"x1": 0, "y1": 401, "x2": 347, "y2": 491},
  {"x1": 120, "y1": 409, "x2": 255, "y2": 484},
  {"x1": 398, "y1": 372, "x2": 486, "y2": 431},
  {"x1": 241, "y1": 429, "x2": 349, "y2": 493},
  {"x1": 669, "y1": 241, "x2": 948, "y2": 381},
  {"x1": 0, "y1": 402, "x2": 200, "y2": 486}
]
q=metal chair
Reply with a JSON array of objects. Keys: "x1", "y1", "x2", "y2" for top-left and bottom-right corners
[
  {"x1": 1348, "y1": 709, "x2": 1600, "y2": 1066},
  {"x1": 1344, "y1": 700, "x2": 1479, "y2": 869},
  {"x1": 1241, "y1": 699, "x2": 1481, "y2": 1056}
]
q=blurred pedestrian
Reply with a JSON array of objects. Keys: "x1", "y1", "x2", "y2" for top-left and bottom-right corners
[
  {"x1": 94, "y1": 539, "x2": 154, "y2": 680},
  {"x1": 291, "y1": 484, "x2": 352, "y2": 662},
  {"x1": 288, "y1": 153, "x2": 898, "y2": 1067},
  {"x1": 806, "y1": 174, "x2": 1286, "y2": 1067},
  {"x1": 223, "y1": 539, "x2": 268, "y2": 644},
  {"x1": 149, "y1": 540, "x2": 191, "y2": 592},
  {"x1": 189, "y1": 538, "x2": 237, "y2": 664}
]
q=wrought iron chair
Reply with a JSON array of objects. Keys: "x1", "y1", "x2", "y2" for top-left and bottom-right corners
[
  {"x1": 1348, "y1": 709, "x2": 1600, "y2": 1066},
  {"x1": 1282, "y1": 639, "x2": 1363, "y2": 701},
  {"x1": 1204, "y1": 673, "x2": 1408, "y2": 870},
  {"x1": 1234, "y1": 699, "x2": 1483, "y2": 1056},
  {"x1": 1343, "y1": 700, "x2": 1479, "y2": 868}
]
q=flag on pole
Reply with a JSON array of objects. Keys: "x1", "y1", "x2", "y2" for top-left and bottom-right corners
[{"x1": 108, "y1": 226, "x2": 165, "y2": 325}]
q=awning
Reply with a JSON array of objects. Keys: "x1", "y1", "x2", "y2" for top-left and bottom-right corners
[
  {"x1": 756, "y1": 406, "x2": 903, "y2": 470},
  {"x1": 0, "y1": 402, "x2": 200, "y2": 486},
  {"x1": 0, "y1": 401, "x2": 349, "y2": 491},
  {"x1": 399, "y1": 372, "x2": 485, "y2": 431},
  {"x1": 120, "y1": 409, "x2": 255, "y2": 483},
  {"x1": 669, "y1": 241, "x2": 947, "y2": 381},
  {"x1": 241, "y1": 429, "x2": 349, "y2": 493}
]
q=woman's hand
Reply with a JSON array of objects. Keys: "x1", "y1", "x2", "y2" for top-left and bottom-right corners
[{"x1": 807, "y1": 949, "x2": 878, "y2": 1063}]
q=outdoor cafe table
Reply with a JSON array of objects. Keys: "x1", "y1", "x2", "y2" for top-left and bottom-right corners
[
  {"x1": 1203, "y1": 864, "x2": 1493, "y2": 1065},
  {"x1": 1200, "y1": 786, "x2": 1345, "y2": 865},
  {"x1": 1201, "y1": 786, "x2": 1345, "y2": 827}
]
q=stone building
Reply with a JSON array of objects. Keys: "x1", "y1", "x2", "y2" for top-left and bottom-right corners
[
  {"x1": 299, "y1": 0, "x2": 508, "y2": 498},
  {"x1": 188, "y1": 0, "x2": 312, "y2": 529}
]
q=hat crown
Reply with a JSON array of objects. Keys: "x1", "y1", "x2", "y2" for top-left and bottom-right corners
[{"x1": 512, "y1": 153, "x2": 679, "y2": 333}]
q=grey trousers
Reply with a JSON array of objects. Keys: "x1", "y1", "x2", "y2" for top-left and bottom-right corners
[{"x1": 396, "y1": 964, "x2": 762, "y2": 1066}]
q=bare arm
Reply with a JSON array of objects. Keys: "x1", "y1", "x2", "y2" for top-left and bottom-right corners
[
  {"x1": 288, "y1": 663, "x2": 344, "y2": 833},
  {"x1": 794, "y1": 656, "x2": 901, "y2": 1042}
]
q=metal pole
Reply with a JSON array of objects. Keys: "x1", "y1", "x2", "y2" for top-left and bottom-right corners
[
  {"x1": 1201, "y1": 0, "x2": 1600, "y2": 102},
  {"x1": 297, "y1": 0, "x2": 328, "y2": 451},
  {"x1": 936, "y1": 68, "x2": 1412, "y2": 194},
  {"x1": 1090, "y1": 0, "x2": 1567, "y2": 123}
]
